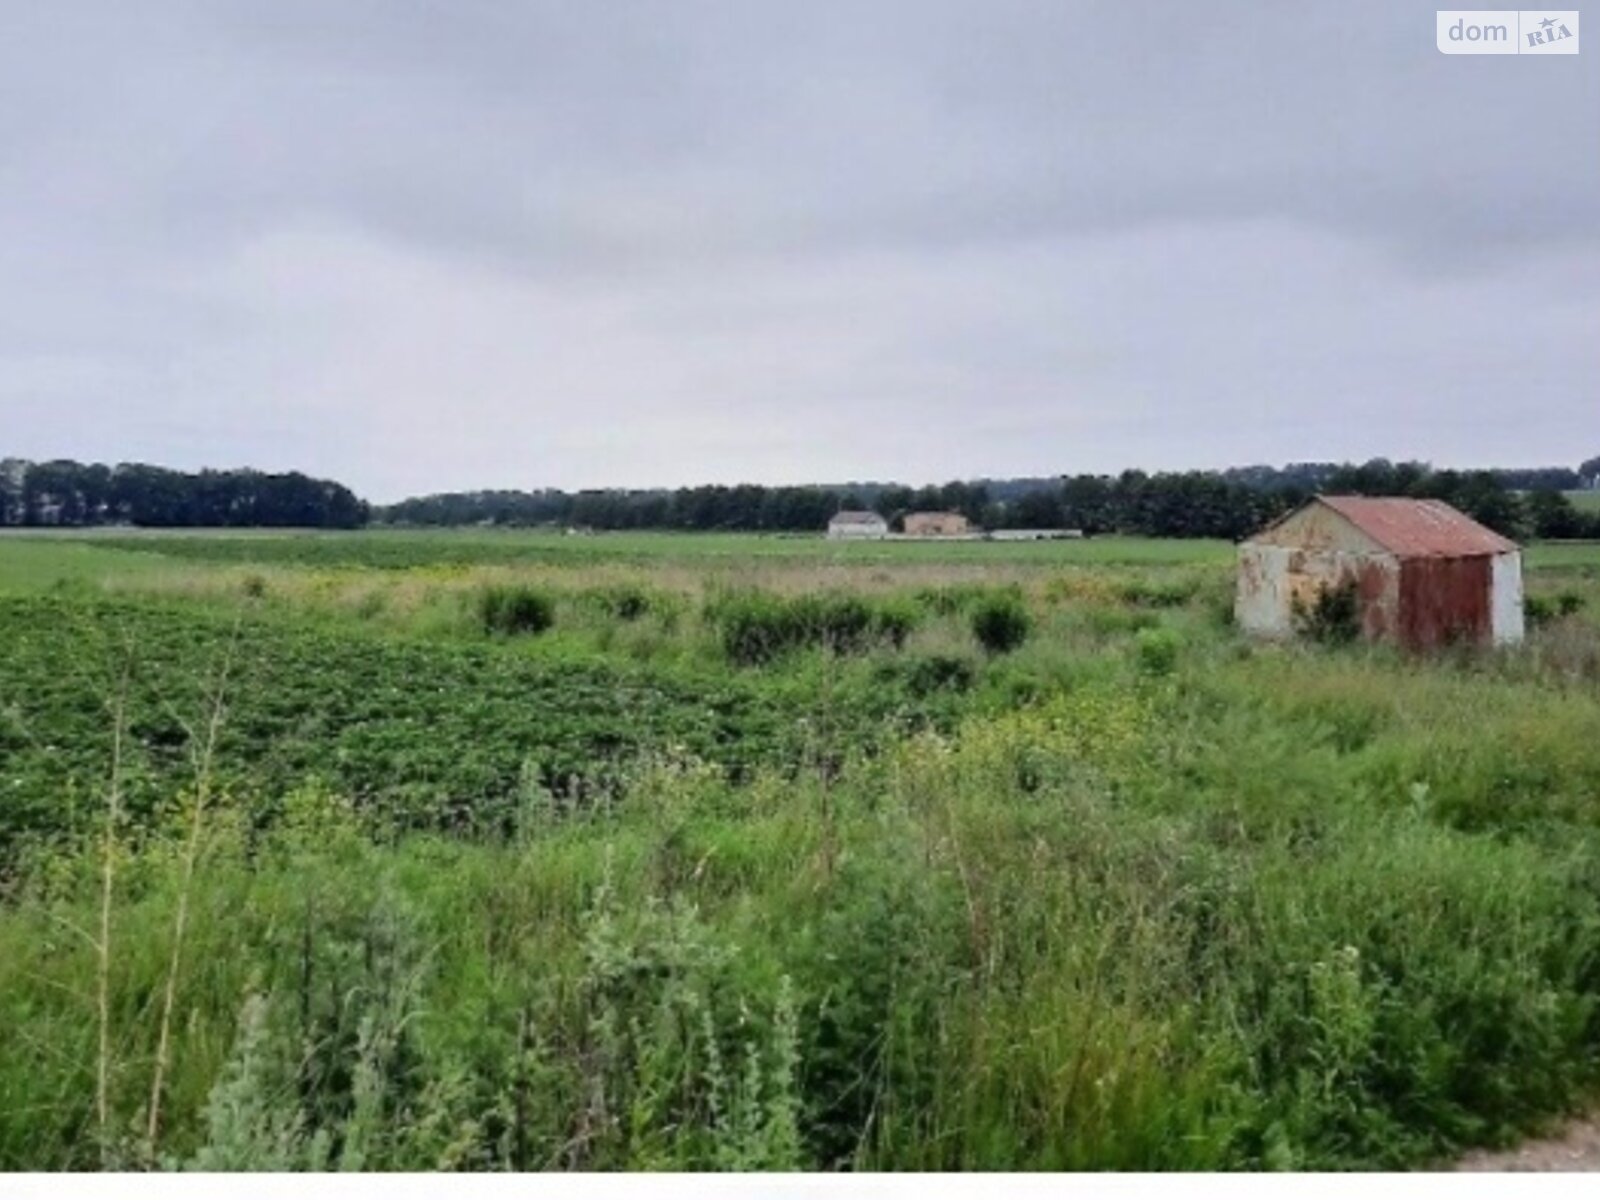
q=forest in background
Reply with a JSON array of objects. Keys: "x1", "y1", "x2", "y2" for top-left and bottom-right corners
[
  {"x1": 0, "y1": 459, "x2": 366, "y2": 530},
  {"x1": 4, "y1": 453, "x2": 1599, "y2": 541}
]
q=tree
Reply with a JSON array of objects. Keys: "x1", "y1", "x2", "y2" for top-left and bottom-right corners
[
  {"x1": 873, "y1": 486, "x2": 915, "y2": 522},
  {"x1": 0, "y1": 458, "x2": 369, "y2": 529},
  {"x1": 1060, "y1": 475, "x2": 1114, "y2": 534},
  {"x1": 1009, "y1": 488, "x2": 1064, "y2": 529},
  {"x1": 1527, "y1": 489, "x2": 1581, "y2": 540},
  {"x1": 0, "y1": 460, "x2": 20, "y2": 526},
  {"x1": 1418, "y1": 470, "x2": 1524, "y2": 539}
]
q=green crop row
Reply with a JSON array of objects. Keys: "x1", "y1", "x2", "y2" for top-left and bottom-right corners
[{"x1": 0, "y1": 594, "x2": 989, "y2": 856}]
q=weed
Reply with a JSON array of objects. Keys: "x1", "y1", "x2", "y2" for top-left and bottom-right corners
[
  {"x1": 1134, "y1": 626, "x2": 1182, "y2": 676},
  {"x1": 1527, "y1": 590, "x2": 1587, "y2": 629},
  {"x1": 903, "y1": 654, "x2": 977, "y2": 697},
  {"x1": 4, "y1": 531, "x2": 1600, "y2": 1172},
  {"x1": 1118, "y1": 577, "x2": 1200, "y2": 608},
  {"x1": 1293, "y1": 580, "x2": 1361, "y2": 645},
  {"x1": 476, "y1": 585, "x2": 555, "y2": 636},
  {"x1": 705, "y1": 591, "x2": 921, "y2": 666},
  {"x1": 971, "y1": 595, "x2": 1031, "y2": 655}
]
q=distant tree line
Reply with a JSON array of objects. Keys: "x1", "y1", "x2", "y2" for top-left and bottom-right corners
[
  {"x1": 381, "y1": 479, "x2": 1006, "y2": 533},
  {"x1": 6, "y1": 453, "x2": 1597, "y2": 539},
  {"x1": 381, "y1": 456, "x2": 1600, "y2": 542},
  {"x1": 0, "y1": 458, "x2": 367, "y2": 529},
  {"x1": 382, "y1": 486, "x2": 849, "y2": 532}
]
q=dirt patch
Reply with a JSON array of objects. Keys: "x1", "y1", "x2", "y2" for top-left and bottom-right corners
[{"x1": 1456, "y1": 1118, "x2": 1600, "y2": 1172}]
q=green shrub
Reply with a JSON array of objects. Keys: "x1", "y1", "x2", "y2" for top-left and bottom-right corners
[
  {"x1": 979, "y1": 662, "x2": 1047, "y2": 709},
  {"x1": 914, "y1": 583, "x2": 1006, "y2": 616},
  {"x1": 1082, "y1": 605, "x2": 1161, "y2": 637},
  {"x1": 707, "y1": 592, "x2": 802, "y2": 665},
  {"x1": 971, "y1": 595, "x2": 1032, "y2": 655},
  {"x1": 476, "y1": 584, "x2": 555, "y2": 636},
  {"x1": 1119, "y1": 577, "x2": 1200, "y2": 609},
  {"x1": 706, "y1": 591, "x2": 921, "y2": 665},
  {"x1": 800, "y1": 595, "x2": 876, "y2": 654},
  {"x1": 1529, "y1": 590, "x2": 1588, "y2": 629},
  {"x1": 904, "y1": 654, "x2": 977, "y2": 696},
  {"x1": 590, "y1": 584, "x2": 660, "y2": 622},
  {"x1": 871, "y1": 598, "x2": 920, "y2": 650},
  {"x1": 1292, "y1": 580, "x2": 1360, "y2": 645},
  {"x1": 1134, "y1": 626, "x2": 1182, "y2": 676}
]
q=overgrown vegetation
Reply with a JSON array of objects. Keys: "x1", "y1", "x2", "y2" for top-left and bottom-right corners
[
  {"x1": 1293, "y1": 579, "x2": 1362, "y2": 645},
  {"x1": 0, "y1": 594, "x2": 975, "y2": 853},
  {"x1": 1526, "y1": 589, "x2": 1587, "y2": 630},
  {"x1": 3, "y1": 529, "x2": 1600, "y2": 1171},
  {"x1": 476, "y1": 583, "x2": 555, "y2": 636},
  {"x1": 970, "y1": 593, "x2": 1032, "y2": 655},
  {"x1": 705, "y1": 590, "x2": 918, "y2": 665}
]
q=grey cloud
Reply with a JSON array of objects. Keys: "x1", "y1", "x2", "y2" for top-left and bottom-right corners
[{"x1": 1, "y1": 2, "x2": 1595, "y2": 498}]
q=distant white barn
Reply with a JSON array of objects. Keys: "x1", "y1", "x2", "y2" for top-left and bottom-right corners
[{"x1": 827, "y1": 510, "x2": 888, "y2": 540}]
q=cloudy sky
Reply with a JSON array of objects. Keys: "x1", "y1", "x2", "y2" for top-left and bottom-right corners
[{"x1": 2, "y1": 2, "x2": 1595, "y2": 500}]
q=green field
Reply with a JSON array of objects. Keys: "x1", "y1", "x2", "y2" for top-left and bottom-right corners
[
  {"x1": 1568, "y1": 490, "x2": 1600, "y2": 514},
  {"x1": 72, "y1": 526, "x2": 1238, "y2": 567},
  {"x1": 3, "y1": 529, "x2": 1600, "y2": 1170}
]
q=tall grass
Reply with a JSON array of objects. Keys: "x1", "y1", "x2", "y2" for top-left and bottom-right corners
[
  {"x1": 4, "y1": 656, "x2": 1600, "y2": 1169},
  {"x1": 146, "y1": 618, "x2": 239, "y2": 1154},
  {"x1": 4, "y1": 537, "x2": 1600, "y2": 1169}
]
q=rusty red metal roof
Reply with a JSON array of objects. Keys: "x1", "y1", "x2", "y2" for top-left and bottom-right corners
[{"x1": 1316, "y1": 496, "x2": 1518, "y2": 558}]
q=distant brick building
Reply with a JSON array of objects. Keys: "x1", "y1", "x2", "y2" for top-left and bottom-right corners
[
  {"x1": 1236, "y1": 496, "x2": 1524, "y2": 650},
  {"x1": 903, "y1": 511, "x2": 971, "y2": 537}
]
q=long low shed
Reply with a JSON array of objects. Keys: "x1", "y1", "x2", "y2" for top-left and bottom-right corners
[{"x1": 1235, "y1": 495, "x2": 1524, "y2": 649}]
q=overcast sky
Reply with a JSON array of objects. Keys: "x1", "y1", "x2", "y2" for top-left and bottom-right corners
[{"x1": 2, "y1": 2, "x2": 1595, "y2": 500}]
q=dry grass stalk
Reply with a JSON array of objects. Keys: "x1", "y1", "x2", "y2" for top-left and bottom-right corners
[
  {"x1": 96, "y1": 652, "x2": 133, "y2": 1163},
  {"x1": 145, "y1": 615, "x2": 241, "y2": 1153}
]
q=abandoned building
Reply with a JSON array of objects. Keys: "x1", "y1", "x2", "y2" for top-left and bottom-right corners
[
  {"x1": 826, "y1": 510, "x2": 889, "y2": 540},
  {"x1": 902, "y1": 511, "x2": 972, "y2": 537},
  {"x1": 1235, "y1": 496, "x2": 1524, "y2": 649}
]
